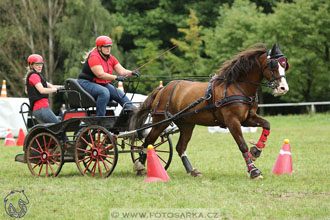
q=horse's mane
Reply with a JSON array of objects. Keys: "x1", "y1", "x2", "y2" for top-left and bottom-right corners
[{"x1": 216, "y1": 43, "x2": 267, "y2": 85}]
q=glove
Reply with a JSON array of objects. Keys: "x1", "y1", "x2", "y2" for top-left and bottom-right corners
[
  {"x1": 56, "y1": 86, "x2": 65, "y2": 93},
  {"x1": 132, "y1": 70, "x2": 141, "y2": 77},
  {"x1": 116, "y1": 76, "x2": 128, "y2": 82}
]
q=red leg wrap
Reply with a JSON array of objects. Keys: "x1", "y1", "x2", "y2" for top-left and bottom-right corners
[
  {"x1": 243, "y1": 152, "x2": 252, "y2": 163},
  {"x1": 256, "y1": 129, "x2": 270, "y2": 148},
  {"x1": 242, "y1": 152, "x2": 256, "y2": 172}
]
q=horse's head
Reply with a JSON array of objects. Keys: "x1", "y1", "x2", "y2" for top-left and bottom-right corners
[{"x1": 262, "y1": 43, "x2": 289, "y2": 96}]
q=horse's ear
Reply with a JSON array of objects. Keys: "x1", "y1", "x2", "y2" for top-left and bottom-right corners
[
  {"x1": 278, "y1": 43, "x2": 281, "y2": 50},
  {"x1": 270, "y1": 43, "x2": 277, "y2": 56},
  {"x1": 271, "y1": 43, "x2": 277, "y2": 51}
]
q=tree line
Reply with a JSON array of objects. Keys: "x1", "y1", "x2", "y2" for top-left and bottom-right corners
[{"x1": 0, "y1": 0, "x2": 329, "y2": 112}]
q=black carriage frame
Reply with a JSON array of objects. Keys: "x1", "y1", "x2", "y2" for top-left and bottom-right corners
[{"x1": 16, "y1": 78, "x2": 175, "y2": 178}]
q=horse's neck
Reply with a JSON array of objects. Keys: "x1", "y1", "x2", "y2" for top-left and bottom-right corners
[{"x1": 237, "y1": 67, "x2": 263, "y2": 96}]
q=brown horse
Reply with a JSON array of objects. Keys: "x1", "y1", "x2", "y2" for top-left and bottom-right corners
[{"x1": 129, "y1": 43, "x2": 289, "y2": 179}]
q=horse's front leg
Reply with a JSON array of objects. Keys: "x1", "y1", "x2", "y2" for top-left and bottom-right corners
[
  {"x1": 226, "y1": 118, "x2": 263, "y2": 179},
  {"x1": 175, "y1": 122, "x2": 202, "y2": 177},
  {"x1": 242, "y1": 114, "x2": 270, "y2": 161}
]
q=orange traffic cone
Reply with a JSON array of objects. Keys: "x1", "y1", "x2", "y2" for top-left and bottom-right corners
[
  {"x1": 159, "y1": 81, "x2": 163, "y2": 87},
  {"x1": 143, "y1": 145, "x2": 170, "y2": 182},
  {"x1": 4, "y1": 129, "x2": 16, "y2": 146},
  {"x1": 118, "y1": 81, "x2": 124, "y2": 92},
  {"x1": 1, "y1": 80, "x2": 7, "y2": 98},
  {"x1": 16, "y1": 128, "x2": 25, "y2": 146},
  {"x1": 272, "y1": 139, "x2": 293, "y2": 175}
]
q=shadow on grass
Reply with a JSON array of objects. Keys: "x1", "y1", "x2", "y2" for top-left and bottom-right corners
[{"x1": 55, "y1": 170, "x2": 145, "y2": 179}]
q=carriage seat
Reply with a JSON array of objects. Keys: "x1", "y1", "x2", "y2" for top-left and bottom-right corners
[{"x1": 65, "y1": 78, "x2": 118, "y2": 109}]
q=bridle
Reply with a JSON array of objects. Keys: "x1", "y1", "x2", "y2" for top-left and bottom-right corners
[{"x1": 238, "y1": 51, "x2": 289, "y2": 89}]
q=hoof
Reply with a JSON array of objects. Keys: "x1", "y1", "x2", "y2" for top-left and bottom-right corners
[
  {"x1": 248, "y1": 168, "x2": 263, "y2": 179},
  {"x1": 137, "y1": 169, "x2": 147, "y2": 176},
  {"x1": 248, "y1": 139, "x2": 257, "y2": 145},
  {"x1": 190, "y1": 168, "x2": 202, "y2": 177},
  {"x1": 250, "y1": 146, "x2": 262, "y2": 161},
  {"x1": 133, "y1": 161, "x2": 145, "y2": 172},
  {"x1": 133, "y1": 161, "x2": 147, "y2": 176}
]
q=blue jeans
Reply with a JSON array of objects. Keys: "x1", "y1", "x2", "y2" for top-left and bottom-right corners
[
  {"x1": 33, "y1": 107, "x2": 69, "y2": 142},
  {"x1": 33, "y1": 107, "x2": 60, "y2": 123},
  {"x1": 77, "y1": 79, "x2": 134, "y2": 116}
]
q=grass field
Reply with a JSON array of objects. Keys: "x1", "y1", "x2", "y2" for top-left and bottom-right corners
[{"x1": 0, "y1": 113, "x2": 329, "y2": 220}]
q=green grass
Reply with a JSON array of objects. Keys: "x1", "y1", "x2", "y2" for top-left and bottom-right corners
[{"x1": 1, "y1": 113, "x2": 329, "y2": 219}]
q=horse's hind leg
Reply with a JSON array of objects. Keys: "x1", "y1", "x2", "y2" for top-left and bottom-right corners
[
  {"x1": 175, "y1": 123, "x2": 202, "y2": 177},
  {"x1": 226, "y1": 118, "x2": 263, "y2": 179},
  {"x1": 133, "y1": 121, "x2": 170, "y2": 175},
  {"x1": 241, "y1": 114, "x2": 270, "y2": 161}
]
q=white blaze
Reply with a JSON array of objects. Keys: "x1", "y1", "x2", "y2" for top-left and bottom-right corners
[{"x1": 273, "y1": 65, "x2": 289, "y2": 96}]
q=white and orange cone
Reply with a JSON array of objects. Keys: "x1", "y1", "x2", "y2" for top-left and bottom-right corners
[
  {"x1": 272, "y1": 139, "x2": 293, "y2": 175},
  {"x1": 1, "y1": 80, "x2": 7, "y2": 98},
  {"x1": 118, "y1": 81, "x2": 124, "y2": 92},
  {"x1": 159, "y1": 81, "x2": 163, "y2": 87},
  {"x1": 4, "y1": 129, "x2": 16, "y2": 146}
]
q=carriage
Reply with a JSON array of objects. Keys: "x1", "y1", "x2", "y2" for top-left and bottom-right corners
[
  {"x1": 16, "y1": 43, "x2": 289, "y2": 179},
  {"x1": 15, "y1": 78, "x2": 178, "y2": 178}
]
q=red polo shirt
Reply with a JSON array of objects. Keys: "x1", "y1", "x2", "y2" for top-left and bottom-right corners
[{"x1": 88, "y1": 48, "x2": 119, "y2": 84}]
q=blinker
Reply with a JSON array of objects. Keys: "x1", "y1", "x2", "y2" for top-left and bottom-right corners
[{"x1": 270, "y1": 57, "x2": 289, "y2": 72}]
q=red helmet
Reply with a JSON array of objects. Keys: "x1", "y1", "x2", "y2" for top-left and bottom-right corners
[
  {"x1": 28, "y1": 54, "x2": 44, "y2": 65},
  {"x1": 95, "y1": 36, "x2": 112, "y2": 47}
]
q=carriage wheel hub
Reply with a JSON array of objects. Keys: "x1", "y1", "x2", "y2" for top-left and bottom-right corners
[
  {"x1": 92, "y1": 149, "x2": 99, "y2": 158},
  {"x1": 41, "y1": 152, "x2": 48, "y2": 161}
]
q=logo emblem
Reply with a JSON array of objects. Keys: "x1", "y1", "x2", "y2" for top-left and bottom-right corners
[{"x1": 4, "y1": 190, "x2": 29, "y2": 218}]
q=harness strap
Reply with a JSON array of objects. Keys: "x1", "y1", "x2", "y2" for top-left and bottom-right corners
[
  {"x1": 165, "y1": 81, "x2": 181, "y2": 118},
  {"x1": 233, "y1": 82, "x2": 249, "y2": 97},
  {"x1": 233, "y1": 82, "x2": 258, "y2": 123},
  {"x1": 205, "y1": 78, "x2": 219, "y2": 123},
  {"x1": 151, "y1": 79, "x2": 257, "y2": 125},
  {"x1": 153, "y1": 80, "x2": 211, "y2": 118},
  {"x1": 215, "y1": 95, "x2": 257, "y2": 108},
  {"x1": 205, "y1": 79, "x2": 258, "y2": 124},
  {"x1": 154, "y1": 82, "x2": 169, "y2": 113}
]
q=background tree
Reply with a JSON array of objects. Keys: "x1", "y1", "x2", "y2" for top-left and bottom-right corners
[
  {"x1": 167, "y1": 9, "x2": 205, "y2": 77},
  {"x1": 259, "y1": 0, "x2": 330, "y2": 102},
  {"x1": 204, "y1": 0, "x2": 263, "y2": 75},
  {"x1": 55, "y1": 0, "x2": 125, "y2": 80},
  {"x1": 0, "y1": 0, "x2": 329, "y2": 114},
  {"x1": 0, "y1": 0, "x2": 64, "y2": 99}
]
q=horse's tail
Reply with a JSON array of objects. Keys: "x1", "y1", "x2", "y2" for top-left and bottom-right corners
[{"x1": 129, "y1": 86, "x2": 163, "y2": 130}]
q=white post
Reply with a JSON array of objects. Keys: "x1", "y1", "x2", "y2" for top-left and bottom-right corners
[{"x1": 311, "y1": 104, "x2": 315, "y2": 114}]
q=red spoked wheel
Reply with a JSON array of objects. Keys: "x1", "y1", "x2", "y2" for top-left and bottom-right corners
[
  {"x1": 26, "y1": 132, "x2": 63, "y2": 177},
  {"x1": 75, "y1": 125, "x2": 118, "y2": 178},
  {"x1": 130, "y1": 135, "x2": 173, "y2": 170}
]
